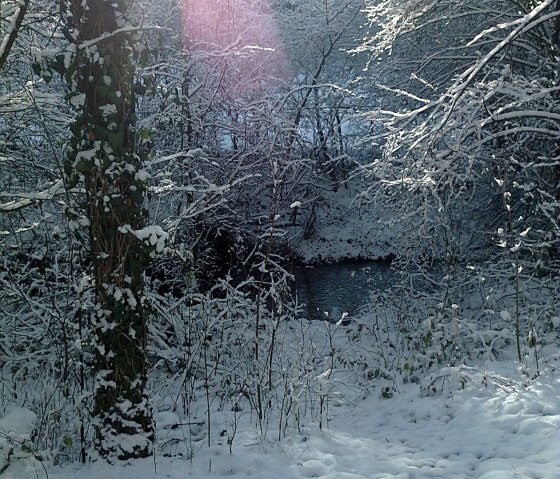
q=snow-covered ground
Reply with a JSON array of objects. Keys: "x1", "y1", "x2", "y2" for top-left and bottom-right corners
[
  {"x1": 4, "y1": 360, "x2": 560, "y2": 479},
  {"x1": 288, "y1": 173, "x2": 492, "y2": 265},
  {"x1": 2, "y1": 177, "x2": 558, "y2": 479},
  {"x1": 290, "y1": 179, "x2": 398, "y2": 264}
]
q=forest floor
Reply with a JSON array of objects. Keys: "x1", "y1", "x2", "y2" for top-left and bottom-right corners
[{"x1": 6, "y1": 357, "x2": 560, "y2": 479}]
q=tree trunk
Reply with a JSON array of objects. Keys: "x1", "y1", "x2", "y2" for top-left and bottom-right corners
[{"x1": 62, "y1": 0, "x2": 155, "y2": 460}]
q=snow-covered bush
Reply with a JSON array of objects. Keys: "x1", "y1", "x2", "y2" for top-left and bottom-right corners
[
  {"x1": 146, "y1": 245, "x2": 361, "y2": 449},
  {"x1": 0, "y1": 408, "x2": 37, "y2": 473}
]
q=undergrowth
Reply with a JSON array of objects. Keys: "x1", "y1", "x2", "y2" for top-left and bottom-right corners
[{"x1": 0, "y1": 255, "x2": 558, "y2": 467}]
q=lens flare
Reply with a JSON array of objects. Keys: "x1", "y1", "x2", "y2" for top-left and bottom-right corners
[{"x1": 181, "y1": 0, "x2": 290, "y2": 92}]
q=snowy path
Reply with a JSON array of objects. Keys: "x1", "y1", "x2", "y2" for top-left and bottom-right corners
[{"x1": 6, "y1": 364, "x2": 560, "y2": 479}]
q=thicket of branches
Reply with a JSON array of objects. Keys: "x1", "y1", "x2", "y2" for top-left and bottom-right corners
[
  {"x1": 355, "y1": 0, "x2": 560, "y2": 372},
  {"x1": 0, "y1": 0, "x2": 559, "y2": 466}
]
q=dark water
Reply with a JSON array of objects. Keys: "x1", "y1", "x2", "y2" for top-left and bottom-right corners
[{"x1": 293, "y1": 261, "x2": 396, "y2": 321}]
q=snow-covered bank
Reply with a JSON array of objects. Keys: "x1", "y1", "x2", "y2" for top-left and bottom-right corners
[
  {"x1": 289, "y1": 180, "x2": 398, "y2": 265},
  {"x1": 7, "y1": 360, "x2": 560, "y2": 478}
]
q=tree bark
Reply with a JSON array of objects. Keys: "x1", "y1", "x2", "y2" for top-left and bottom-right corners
[{"x1": 63, "y1": 0, "x2": 154, "y2": 460}]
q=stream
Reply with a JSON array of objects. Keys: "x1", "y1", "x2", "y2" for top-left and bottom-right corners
[{"x1": 293, "y1": 260, "x2": 396, "y2": 321}]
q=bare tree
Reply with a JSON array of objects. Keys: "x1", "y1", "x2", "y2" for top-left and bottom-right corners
[{"x1": 357, "y1": 0, "x2": 560, "y2": 263}]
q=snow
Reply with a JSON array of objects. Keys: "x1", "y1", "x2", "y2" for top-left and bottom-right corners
[
  {"x1": 0, "y1": 408, "x2": 37, "y2": 476},
  {"x1": 0, "y1": 180, "x2": 65, "y2": 212},
  {"x1": 99, "y1": 104, "x2": 117, "y2": 117},
  {"x1": 0, "y1": 407, "x2": 37, "y2": 438},
  {"x1": 0, "y1": 4, "x2": 23, "y2": 58},
  {"x1": 119, "y1": 224, "x2": 169, "y2": 254},
  {"x1": 135, "y1": 170, "x2": 150, "y2": 182},
  {"x1": 3, "y1": 360, "x2": 560, "y2": 478},
  {"x1": 69, "y1": 93, "x2": 86, "y2": 108},
  {"x1": 291, "y1": 179, "x2": 398, "y2": 263},
  {"x1": 500, "y1": 311, "x2": 512, "y2": 322}
]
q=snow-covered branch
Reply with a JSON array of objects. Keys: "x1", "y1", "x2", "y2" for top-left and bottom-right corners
[
  {"x1": 0, "y1": 180, "x2": 66, "y2": 212},
  {"x1": 0, "y1": 0, "x2": 29, "y2": 72}
]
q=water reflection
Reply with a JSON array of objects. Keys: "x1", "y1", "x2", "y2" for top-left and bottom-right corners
[{"x1": 293, "y1": 261, "x2": 395, "y2": 321}]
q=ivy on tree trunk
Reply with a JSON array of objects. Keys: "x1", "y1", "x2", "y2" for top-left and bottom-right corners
[{"x1": 61, "y1": 0, "x2": 158, "y2": 460}]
